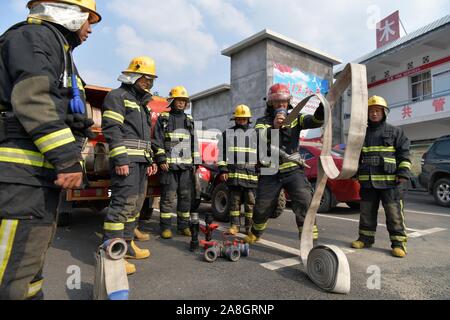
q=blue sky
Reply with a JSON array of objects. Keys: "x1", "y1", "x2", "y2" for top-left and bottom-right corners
[{"x1": 1, "y1": 0, "x2": 449, "y2": 97}]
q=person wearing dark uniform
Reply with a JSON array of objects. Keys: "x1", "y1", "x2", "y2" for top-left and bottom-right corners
[
  {"x1": 351, "y1": 96, "x2": 411, "y2": 258},
  {"x1": 244, "y1": 84, "x2": 324, "y2": 244},
  {"x1": 0, "y1": 0, "x2": 101, "y2": 299},
  {"x1": 153, "y1": 86, "x2": 201, "y2": 247},
  {"x1": 101, "y1": 56, "x2": 159, "y2": 275},
  {"x1": 218, "y1": 105, "x2": 258, "y2": 235}
]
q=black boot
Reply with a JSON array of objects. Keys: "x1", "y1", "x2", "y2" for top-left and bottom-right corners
[
  {"x1": 189, "y1": 223, "x2": 200, "y2": 252},
  {"x1": 245, "y1": 218, "x2": 253, "y2": 235}
]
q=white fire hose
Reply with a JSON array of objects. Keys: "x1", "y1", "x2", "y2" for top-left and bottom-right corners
[{"x1": 284, "y1": 63, "x2": 368, "y2": 294}]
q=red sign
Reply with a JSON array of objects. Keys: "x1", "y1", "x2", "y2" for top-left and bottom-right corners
[
  {"x1": 376, "y1": 11, "x2": 400, "y2": 49},
  {"x1": 402, "y1": 105, "x2": 412, "y2": 119},
  {"x1": 433, "y1": 98, "x2": 446, "y2": 113}
]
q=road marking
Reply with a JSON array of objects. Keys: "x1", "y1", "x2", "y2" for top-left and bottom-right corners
[
  {"x1": 404, "y1": 210, "x2": 450, "y2": 218},
  {"x1": 316, "y1": 214, "x2": 422, "y2": 232},
  {"x1": 261, "y1": 257, "x2": 302, "y2": 271},
  {"x1": 408, "y1": 228, "x2": 447, "y2": 238}
]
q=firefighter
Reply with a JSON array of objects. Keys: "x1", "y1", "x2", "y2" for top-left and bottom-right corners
[
  {"x1": 351, "y1": 96, "x2": 411, "y2": 258},
  {"x1": 0, "y1": 0, "x2": 101, "y2": 299},
  {"x1": 218, "y1": 105, "x2": 258, "y2": 235},
  {"x1": 153, "y1": 86, "x2": 201, "y2": 249},
  {"x1": 101, "y1": 56, "x2": 159, "y2": 275},
  {"x1": 244, "y1": 84, "x2": 323, "y2": 244}
]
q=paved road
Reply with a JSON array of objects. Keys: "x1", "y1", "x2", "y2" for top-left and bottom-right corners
[{"x1": 43, "y1": 190, "x2": 450, "y2": 300}]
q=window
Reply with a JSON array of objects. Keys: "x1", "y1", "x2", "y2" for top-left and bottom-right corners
[
  {"x1": 411, "y1": 71, "x2": 432, "y2": 102},
  {"x1": 299, "y1": 148, "x2": 315, "y2": 161},
  {"x1": 434, "y1": 140, "x2": 450, "y2": 157},
  {"x1": 433, "y1": 69, "x2": 450, "y2": 96}
]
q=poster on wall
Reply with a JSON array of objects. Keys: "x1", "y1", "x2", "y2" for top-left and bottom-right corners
[{"x1": 273, "y1": 63, "x2": 329, "y2": 141}]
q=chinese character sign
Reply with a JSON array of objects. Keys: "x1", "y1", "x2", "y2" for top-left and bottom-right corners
[
  {"x1": 376, "y1": 11, "x2": 400, "y2": 49},
  {"x1": 433, "y1": 98, "x2": 446, "y2": 113}
]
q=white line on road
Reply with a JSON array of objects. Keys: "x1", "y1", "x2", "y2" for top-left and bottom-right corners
[
  {"x1": 404, "y1": 210, "x2": 450, "y2": 218},
  {"x1": 408, "y1": 228, "x2": 447, "y2": 238}
]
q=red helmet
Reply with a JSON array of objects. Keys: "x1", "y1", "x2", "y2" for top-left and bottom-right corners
[{"x1": 267, "y1": 83, "x2": 292, "y2": 106}]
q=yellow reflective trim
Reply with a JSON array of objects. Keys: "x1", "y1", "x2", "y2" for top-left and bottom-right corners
[
  {"x1": 290, "y1": 118, "x2": 299, "y2": 128},
  {"x1": 124, "y1": 100, "x2": 141, "y2": 111},
  {"x1": 161, "y1": 112, "x2": 170, "y2": 117},
  {"x1": 177, "y1": 212, "x2": 191, "y2": 218},
  {"x1": 279, "y1": 162, "x2": 299, "y2": 171},
  {"x1": 230, "y1": 211, "x2": 241, "y2": 217},
  {"x1": 27, "y1": 279, "x2": 44, "y2": 299},
  {"x1": 0, "y1": 147, "x2": 54, "y2": 169},
  {"x1": 165, "y1": 133, "x2": 190, "y2": 139},
  {"x1": 358, "y1": 175, "x2": 396, "y2": 181},
  {"x1": 126, "y1": 149, "x2": 146, "y2": 157},
  {"x1": 244, "y1": 213, "x2": 253, "y2": 218},
  {"x1": 228, "y1": 147, "x2": 257, "y2": 153},
  {"x1": 193, "y1": 152, "x2": 201, "y2": 157},
  {"x1": 362, "y1": 146, "x2": 396, "y2": 153},
  {"x1": 384, "y1": 157, "x2": 396, "y2": 164},
  {"x1": 109, "y1": 146, "x2": 127, "y2": 158},
  {"x1": 228, "y1": 173, "x2": 258, "y2": 182},
  {"x1": 126, "y1": 217, "x2": 136, "y2": 223},
  {"x1": 103, "y1": 110, "x2": 124, "y2": 124},
  {"x1": 255, "y1": 124, "x2": 271, "y2": 129},
  {"x1": 34, "y1": 128, "x2": 75, "y2": 153},
  {"x1": 399, "y1": 161, "x2": 412, "y2": 169},
  {"x1": 103, "y1": 222, "x2": 124, "y2": 231},
  {"x1": 300, "y1": 114, "x2": 306, "y2": 127},
  {"x1": 67, "y1": 76, "x2": 85, "y2": 92},
  {"x1": 167, "y1": 158, "x2": 193, "y2": 164},
  {"x1": 217, "y1": 161, "x2": 227, "y2": 167},
  {"x1": 156, "y1": 149, "x2": 166, "y2": 156},
  {"x1": 0, "y1": 219, "x2": 19, "y2": 284},
  {"x1": 360, "y1": 230, "x2": 376, "y2": 237},
  {"x1": 160, "y1": 213, "x2": 173, "y2": 219},
  {"x1": 253, "y1": 223, "x2": 267, "y2": 231}
]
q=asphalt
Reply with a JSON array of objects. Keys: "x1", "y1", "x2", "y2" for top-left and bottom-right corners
[{"x1": 42, "y1": 190, "x2": 450, "y2": 300}]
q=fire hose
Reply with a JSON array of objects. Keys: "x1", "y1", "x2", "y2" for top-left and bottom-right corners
[{"x1": 284, "y1": 63, "x2": 368, "y2": 294}]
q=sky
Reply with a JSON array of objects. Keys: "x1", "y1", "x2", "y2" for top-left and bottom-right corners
[{"x1": 1, "y1": 0, "x2": 449, "y2": 97}]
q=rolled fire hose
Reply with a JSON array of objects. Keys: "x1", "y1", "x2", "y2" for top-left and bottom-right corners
[
  {"x1": 93, "y1": 239, "x2": 129, "y2": 300},
  {"x1": 284, "y1": 63, "x2": 368, "y2": 294}
]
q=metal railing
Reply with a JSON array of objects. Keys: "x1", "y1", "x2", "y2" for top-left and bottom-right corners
[{"x1": 389, "y1": 88, "x2": 450, "y2": 109}]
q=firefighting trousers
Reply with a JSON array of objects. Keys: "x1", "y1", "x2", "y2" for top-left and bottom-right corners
[
  {"x1": 159, "y1": 170, "x2": 192, "y2": 231},
  {"x1": 0, "y1": 183, "x2": 59, "y2": 300},
  {"x1": 357, "y1": 185, "x2": 408, "y2": 250},
  {"x1": 228, "y1": 186, "x2": 255, "y2": 226},
  {"x1": 103, "y1": 163, "x2": 148, "y2": 241},
  {"x1": 251, "y1": 171, "x2": 314, "y2": 237}
]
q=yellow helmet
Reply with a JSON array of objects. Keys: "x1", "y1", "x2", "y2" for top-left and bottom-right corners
[
  {"x1": 231, "y1": 104, "x2": 252, "y2": 120},
  {"x1": 123, "y1": 56, "x2": 157, "y2": 78},
  {"x1": 368, "y1": 95, "x2": 388, "y2": 108},
  {"x1": 169, "y1": 86, "x2": 189, "y2": 100},
  {"x1": 27, "y1": 0, "x2": 102, "y2": 24}
]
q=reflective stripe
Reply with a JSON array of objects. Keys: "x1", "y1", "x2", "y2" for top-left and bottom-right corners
[
  {"x1": 358, "y1": 175, "x2": 396, "y2": 181},
  {"x1": 253, "y1": 223, "x2": 267, "y2": 231},
  {"x1": 399, "y1": 161, "x2": 412, "y2": 169},
  {"x1": 217, "y1": 161, "x2": 227, "y2": 167},
  {"x1": 160, "y1": 213, "x2": 173, "y2": 219},
  {"x1": 279, "y1": 162, "x2": 299, "y2": 171},
  {"x1": 193, "y1": 152, "x2": 201, "y2": 157},
  {"x1": 360, "y1": 230, "x2": 376, "y2": 237},
  {"x1": 27, "y1": 279, "x2": 44, "y2": 298},
  {"x1": 255, "y1": 124, "x2": 271, "y2": 129},
  {"x1": 34, "y1": 128, "x2": 75, "y2": 153},
  {"x1": 165, "y1": 133, "x2": 190, "y2": 139},
  {"x1": 156, "y1": 149, "x2": 165, "y2": 156},
  {"x1": 0, "y1": 147, "x2": 54, "y2": 169},
  {"x1": 126, "y1": 217, "x2": 136, "y2": 223},
  {"x1": 290, "y1": 118, "x2": 299, "y2": 128},
  {"x1": 124, "y1": 100, "x2": 141, "y2": 111},
  {"x1": 127, "y1": 149, "x2": 146, "y2": 157},
  {"x1": 187, "y1": 115, "x2": 194, "y2": 121},
  {"x1": 68, "y1": 76, "x2": 85, "y2": 92},
  {"x1": 300, "y1": 114, "x2": 306, "y2": 127},
  {"x1": 103, "y1": 222, "x2": 124, "y2": 231},
  {"x1": 228, "y1": 173, "x2": 258, "y2": 182},
  {"x1": 161, "y1": 112, "x2": 170, "y2": 117},
  {"x1": 167, "y1": 158, "x2": 193, "y2": 164},
  {"x1": 228, "y1": 147, "x2": 257, "y2": 153},
  {"x1": 362, "y1": 146, "x2": 396, "y2": 153},
  {"x1": 244, "y1": 212, "x2": 253, "y2": 218},
  {"x1": 177, "y1": 212, "x2": 191, "y2": 219},
  {"x1": 230, "y1": 211, "x2": 240, "y2": 217},
  {"x1": 103, "y1": 110, "x2": 124, "y2": 124},
  {"x1": 384, "y1": 157, "x2": 396, "y2": 164},
  {"x1": 390, "y1": 235, "x2": 408, "y2": 242},
  {"x1": 0, "y1": 219, "x2": 19, "y2": 284},
  {"x1": 109, "y1": 146, "x2": 127, "y2": 158}
]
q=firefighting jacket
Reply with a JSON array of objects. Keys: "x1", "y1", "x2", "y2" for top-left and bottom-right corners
[
  {"x1": 218, "y1": 125, "x2": 258, "y2": 189},
  {"x1": 255, "y1": 107, "x2": 324, "y2": 175},
  {"x1": 153, "y1": 109, "x2": 200, "y2": 171},
  {"x1": 358, "y1": 120, "x2": 412, "y2": 189},
  {"x1": 101, "y1": 84, "x2": 154, "y2": 167},
  {"x1": 0, "y1": 20, "x2": 89, "y2": 188}
]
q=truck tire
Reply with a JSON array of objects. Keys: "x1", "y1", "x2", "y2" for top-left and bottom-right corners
[
  {"x1": 211, "y1": 183, "x2": 230, "y2": 222},
  {"x1": 270, "y1": 189, "x2": 286, "y2": 218},
  {"x1": 433, "y1": 178, "x2": 450, "y2": 207},
  {"x1": 311, "y1": 182, "x2": 333, "y2": 213}
]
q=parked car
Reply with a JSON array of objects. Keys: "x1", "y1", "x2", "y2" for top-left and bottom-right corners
[{"x1": 419, "y1": 135, "x2": 450, "y2": 207}]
